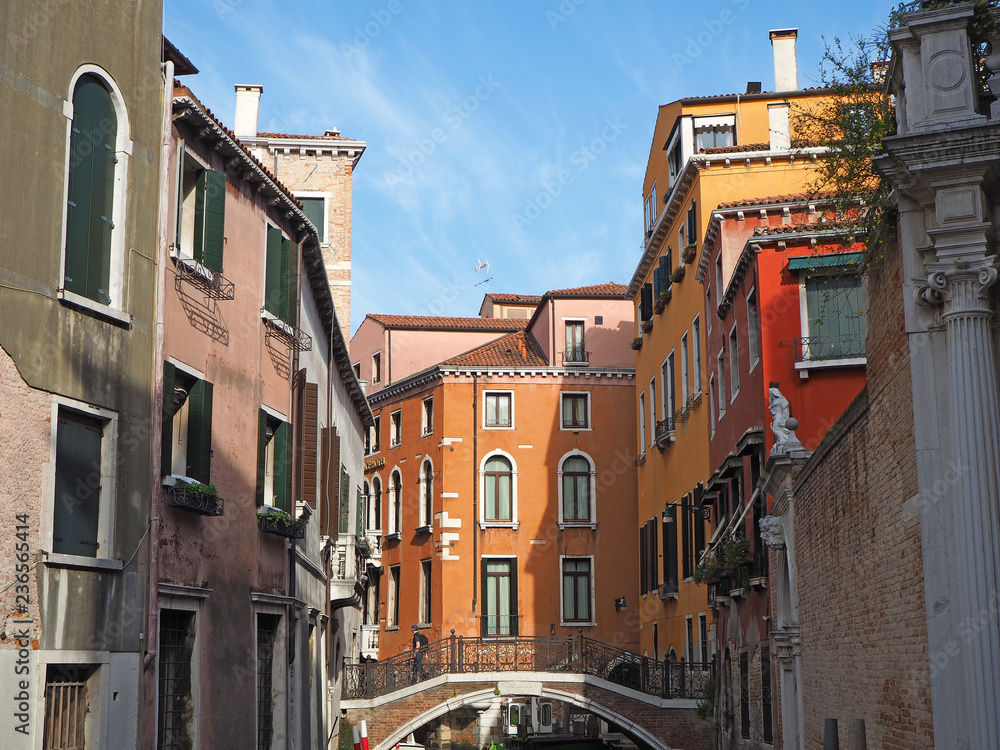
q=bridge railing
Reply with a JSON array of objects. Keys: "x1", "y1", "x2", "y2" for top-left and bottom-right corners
[{"x1": 342, "y1": 630, "x2": 714, "y2": 701}]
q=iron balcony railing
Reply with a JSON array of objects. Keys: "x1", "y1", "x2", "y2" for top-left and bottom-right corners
[
  {"x1": 561, "y1": 348, "x2": 590, "y2": 365},
  {"x1": 792, "y1": 333, "x2": 865, "y2": 363},
  {"x1": 480, "y1": 614, "x2": 521, "y2": 638},
  {"x1": 342, "y1": 630, "x2": 714, "y2": 701}
]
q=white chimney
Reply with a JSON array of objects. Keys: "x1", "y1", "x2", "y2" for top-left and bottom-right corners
[
  {"x1": 768, "y1": 102, "x2": 791, "y2": 150},
  {"x1": 234, "y1": 84, "x2": 263, "y2": 138},
  {"x1": 770, "y1": 28, "x2": 798, "y2": 92}
]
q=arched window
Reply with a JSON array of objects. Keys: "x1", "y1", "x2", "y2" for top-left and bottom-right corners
[
  {"x1": 484, "y1": 455, "x2": 513, "y2": 522},
  {"x1": 64, "y1": 73, "x2": 119, "y2": 305},
  {"x1": 561, "y1": 455, "x2": 592, "y2": 522},
  {"x1": 389, "y1": 470, "x2": 402, "y2": 534},
  {"x1": 371, "y1": 476, "x2": 382, "y2": 532},
  {"x1": 419, "y1": 460, "x2": 433, "y2": 528}
]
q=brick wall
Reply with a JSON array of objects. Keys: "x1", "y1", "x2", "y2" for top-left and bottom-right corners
[{"x1": 791, "y1": 238, "x2": 933, "y2": 749}]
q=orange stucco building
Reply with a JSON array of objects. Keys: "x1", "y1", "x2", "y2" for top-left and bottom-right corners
[
  {"x1": 349, "y1": 285, "x2": 640, "y2": 659},
  {"x1": 627, "y1": 28, "x2": 839, "y2": 666}
]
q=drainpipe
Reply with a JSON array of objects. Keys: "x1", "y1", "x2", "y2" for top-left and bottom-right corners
[
  {"x1": 472, "y1": 374, "x2": 479, "y2": 618},
  {"x1": 144, "y1": 59, "x2": 174, "y2": 677}
]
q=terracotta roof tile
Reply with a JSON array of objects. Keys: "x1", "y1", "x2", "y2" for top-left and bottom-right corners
[
  {"x1": 698, "y1": 138, "x2": 818, "y2": 155},
  {"x1": 443, "y1": 331, "x2": 548, "y2": 368},
  {"x1": 367, "y1": 314, "x2": 528, "y2": 331},
  {"x1": 485, "y1": 293, "x2": 543, "y2": 304},
  {"x1": 753, "y1": 221, "x2": 854, "y2": 236},
  {"x1": 716, "y1": 191, "x2": 838, "y2": 210},
  {"x1": 257, "y1": 131, "x2": 350, "y2": 141},
  {"x1": 544, "y1": 282, "x2": 628, "y2": 298}
]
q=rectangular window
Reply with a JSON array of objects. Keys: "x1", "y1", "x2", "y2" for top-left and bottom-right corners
[
  {"x1": 161, "y1": 363, "x2": 213, "y2": 483},
  {"x1": 694, "y1": 115, "x2": 736, "y2": 151},
  {"x1": 44, "y1": 664, "x2": 98, "y2": 750},
  {"x1": 371, "y1": 352, "x2": 381, "y2": 384},
  {"x1": 803, "y1": 273, "x2": 866, "y2": 360},
  {"x1": 389, "y1": 410, "x2": 401, "y2": 447},
  {"x1": 176, "y1": 153, "x2": 227, "y2": 272},
  {"x1": 678, "y1": 225, "x2": 686, "y2": 258},
  {"x1": 422, "y1": 397, "x2": 434, "y2": 435},
  {"x1": 665, "y1": 353, "x2": 675, "y2": 421},
  {"x1": 257, "y1": 613, "x2": 281, "y2": 750},
  {"x1": 644, "y1": 182, "x2": 657, "y2": 233},
  {"x1": 339, "y1": 465, "x2": 351, "y2": 535},
  {"x1": 747, "y1": 289, "x2": 760, "y2": 369},
  {"x1": 53, "y1": 408, "x2": 107, "y2": 558},
  {"x1": 762, "y1": 647, "x2": 773, "y2": 742},
  {"x1": 561, "y1": 393, "x2": 589, "y2": 429},
  {"x1": 564, "y1": 321, "x2": 587, "y2": 363},
  {"x1": 662, "y1": 514, "x2": 678, "y2": 594},
  {"x1": 420, "y1": 461, "x2": 433, "y2": 527},
  {"x1": 692, "y1": 315, "x2": 702, "y2": 393},
  {"x1": 706, "y1": 287, "x2": 712, "y2": 333},
  {"x1": 709, "y1": 375, "x2": 716, "y2": 435},
  {"x1": 699, "y1": 614, "x2": 708, "y2": 665},
  {"x1": 668, "y1": 139, "x2": 682, "y2": 183},
  {"x1": 264, "y1": 226, "x2": 297, "y2": 327},
  {"x1": 420, "y1": 559, "x2": 432, "y2": 625},
  {"x1": 682, "y1": 502, "x2": 693, "y2": 580},
  {"x1": 717, "y1": 352, "x2": 727, "y2": 418},
  {"x1": 158, "y1": 610, "x2": 195, "y2": 749},
  {"x1": 715, "y1": 255, "x2": 723, "y2": 307},
  {"x1": 562, "y1": 558, "x2": 593, "y2": 623},
  {"x1": 729, "y1": 327, "x2": 740, "y2": 399},
  {"x1": 368, "y1": 415, "x2": 380, "y2": 455},
  {"x1": 388, "y1": 565, "x2": 401, "y2": 627},
  {"x1": 681, "y1": 333, "x2": 690, "y2": 404},
  {"x1": 482, "y1": 558, "x2": 518, "y2": 636},
  {"x1": 256, "y1": 410, "x2": 292, "y2": 511},
  {"x1": 686, "y1": 617, "x2": 695, "y2": 664},
  {"x1": 649, "y1": 377, "x2": 656, "y2": 436},
  {"x1": 638, "y1": 392, "x2": 646, "y2": 454},
  {"x1": 297, "y1": 196, "x2": 326, "y2": 243},
  {"x1": 740, "y1": 651, "x2": 750, "y2": 739},
  {"x1": 686, "y1": 200, "x2": 697, "y2": 251},
  {"x1": 484, "y1": 392, "x2": 512, "y2": 428}
]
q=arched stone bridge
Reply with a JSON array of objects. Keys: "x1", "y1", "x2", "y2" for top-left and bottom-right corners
[{"x1": 340, "y1": 634, "x2": 715, "y2": 750}]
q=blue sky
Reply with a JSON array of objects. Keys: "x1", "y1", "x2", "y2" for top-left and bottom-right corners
[{"x1": 164, "y1": 0, "x2": 896, "y2": 333}]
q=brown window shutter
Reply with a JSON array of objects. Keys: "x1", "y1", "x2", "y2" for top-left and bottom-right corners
[
  {"x1": 302, "y1": 382, "x2": 319, "y2": 507},
  {"x1": 320, "y1": 426, "x2": 341, "y2": 538}
]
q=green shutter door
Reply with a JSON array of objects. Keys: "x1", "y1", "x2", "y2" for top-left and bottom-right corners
[
  {"x1": 256, "y1": 409, "x2": 268, "y2": 506},
  {"x1": 339, "y1": 466, "x2": 350, "y2": 534},
  {"x1": 185, "y1": 379, "x2": 213, "y2": 483},
  {"x1": 264, "y1": 227, "x2": 283, "y2": 317},
  {"x1": 194, "y1": 169, "x2": 226, "y2": 271},
  {"x1": 300, "y1": 198, "x2": 324, "y2": 239},
  {"x1": 273, "y1": 420, "x2": 292, "y2": 512},
  {"x1": 161, "y1": 362, "x2": 175, "y2": 474},
  {"x1": 356, "y1": 486, "x2": 364, "y2": 539},
  {"x1": 53, "y1": 411, "x2": 103, "y2": 557},
  {"x1": 286, "y1": 240, "x2": 298, "y2": 327}
]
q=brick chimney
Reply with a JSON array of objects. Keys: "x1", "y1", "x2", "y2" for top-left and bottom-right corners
[
  {"x1": 234, "y1": 84, "x2": 262, "y2": 138},
  {"x1": 770, "y1": 28, "x2": 798, "y2": 92}
]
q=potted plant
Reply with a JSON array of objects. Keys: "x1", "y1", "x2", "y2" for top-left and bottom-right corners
[
  {"x1": 693, "y1": 557, "x2": 720, "y2": 585},
  {"x1": 671, "y1": 266, "x2": 686, "y2": 283},
  {"x1": 642, "y1": 319, "x2": 654, "y2": 333},
  {"x1": 258, "y1": 506, "x2": 307, "y2": 539},
  {"x1": 631, "y1": 336, "x2": 643, "y2": 350},
  {"x1": 719, "y1": 535, "x2": 751, "y2": 570},
  {"x1": 168, "y1": 478, "x2": 224, "y2": 516},
  {"x1": 654, "y1": 288, "x2": 672, "y2": 314},
  {"x1": 683, "y1": 243, "x2": 697, "y2": 264}
]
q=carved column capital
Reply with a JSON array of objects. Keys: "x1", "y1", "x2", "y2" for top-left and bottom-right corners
[
  {"x1": 759, "y1": 515, "x2": 786, "y2": 550},
  {"x1": 916, "y1": 255, "x2": 999, "y2": 316}
]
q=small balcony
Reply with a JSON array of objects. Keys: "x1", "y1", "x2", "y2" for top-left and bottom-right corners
[
  {"x1": 653, "y1": 417, "x2": 675, "y2": 450},
  {"x1": 360, "y1": 624, "x2": 380, "y2": 660},
  {"x1": 561, "y1": 347, "x2": 590, "y2": 365},
  {"x1": 792, "y1": 333, "x2": 865, "y2": 369},
  {"x1": 658, "y1": 579, "x2": 679, "y2": 601},
  {"x1": 480, "y1": 614, "x2": 521, "y2": 638}
]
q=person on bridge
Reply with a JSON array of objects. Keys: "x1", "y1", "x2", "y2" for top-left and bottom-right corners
[{"x1": 412, "y1": 625, "x2": 430, "y2": 681}]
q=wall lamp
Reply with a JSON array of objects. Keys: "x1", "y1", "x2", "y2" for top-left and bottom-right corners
[
  {"x1": 663, "y1": 502, "x2": 712, "y2": 523},
  {"x1": 614, "y1": 597, "x2": 627, "y2": 611}
]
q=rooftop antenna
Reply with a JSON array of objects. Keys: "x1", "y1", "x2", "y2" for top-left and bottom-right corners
[{"x1": 474, "y1": 258, "x2": 492, "y2": 288}]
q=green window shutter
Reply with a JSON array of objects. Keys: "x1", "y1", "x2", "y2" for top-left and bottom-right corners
[
  {"x1": 185, "y1": 379, "x2": 213, "y2": 483},
  {"x1": 174, "y1": 141, "x2": 185, "y2": 252},
  {"x1": 256, "y1": 409, "x2": 268, "y2": 506},
  {"x1": 161, "y1": 362, "x2": 175, "y2": 474},
  {"x1": 53, "y1": 410, "x2": 103, "y2": 557},
  {"x1": 194, "y1": 169, "x2": 226, "y2": 272},
  {"x1": 264, "y1": 227, "x2": 283, "y2": 317},
  {"x1": 356, "y1": 486, "x2": 364, "y2": 538},
  {"x1": 65, "y1": 75, "x2": 117, "y2": 304},
  {"x1": 287, "y1": 240, "x2": 298, "y2": 327},
  {"x1": 299, "y1": 197, "x2": 324, "y2": 239},
  {"x1": 273, "y1": 420, "x2": 292, "y2": 512},
  {"x1": 339, "y1": 465, "x2": 350, "y2": 534}
]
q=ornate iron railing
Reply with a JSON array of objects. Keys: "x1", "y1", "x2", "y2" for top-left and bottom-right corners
[
  {"x1": 342, "y1": 631, "x2": 714, "y2": 701},
  {"x1": 791, "y1": 333, "x2": 865, "y2": 362},
  {"x1": 561, "y1": 348, "x2": 590, "y2": 365}
]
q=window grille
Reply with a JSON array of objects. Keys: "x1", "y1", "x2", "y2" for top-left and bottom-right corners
[
  {"x1": 158, "y1": 610, "x2": 193, "y2": 749},
  {"x1": 43, "y1": 665, "x2": 92, "y2": 750},
  {"x1": 257, "y1": 614, "x2": 280, "y2": 750}
]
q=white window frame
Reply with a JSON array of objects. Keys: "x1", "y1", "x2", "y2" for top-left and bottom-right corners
[
  {"x1": 37, "y1": 650, "x2": 112, "y2": 749},
  {"x1": 559, "y1": 391, "x2": 591, "y2": 431},
  {"x1": 371, "y1": 351, "x2": 382, "y2": 385},
  {"x1": 709, "y1": 374, "x2": 717, "y2": 436},
  {"x1": 157, "y1": 587, "x2": 207, "y2": 749},
  {"x1": 165, "y1": 359, "x2": 209, "y2": 484},
  {"x1": 559, "y1": 555, "x2": 596, "y2": 627},
  {"x1": 386, "y1": 467, "x2": 403, "y2": 537},
  {"x1": 692, "y1": 315, "x2": 702, "y2": 396},
  {"x1": 681, "y1": 333, "x2": 690, "y2": 405},
  {"x1": 796, "y1": 270, "x2": 868, "y2": 369},
  {"x1": 389, "y1": 409, "x2": 401, "y2": 448},
  {"x1": 387, "y1": 565, "x2": 401, "y2": 628},
  {"x1": 294, "y1": 191, "x2": 330, "y2": 244},
  {"x1": 746, "y1": 286, "x2": 760, "y2": 372},
  {"x1": 479, "y1": 450, "x2": 518, "y2": 528},
  {"x1": 367, "y1": 474, "x2": 383, "y2": 532},
  {"x1": 638, "y1": 392, "x2": 646, "y2": 455},
  {"x1": 717, "y1": 352, "x2": 727, "y2": 419},
  {"x1": 729, "y1": 324, "x2": 740, "y2": 402},
  {"x1": 649, "y1": 376, "x2": 657, "y2": 435},
  {"x1": 253, "y1": 601, "x2": 287, "y2": 748},
  {"x1": 418, "y1": 458, "x2": 434, "y2": 530},
  {"x1": 57, "y1": 65, "x2": 133, "y2": 320},
  {"x1": 664, "y1": 351, "x2": 676, "y2": 420},
  {"x1": 421, "y1": 396, "x2": 434, "y2": 436},
  {"x1": 419, "y1": 559, "x2": 432, "y2": 626},
  {"x1": 557, "y1": 450, "x2": 597, "y2": 528},
  {"x1": 367, "y1": 415, "x2": 381, "y2": 456},
  {"x1": 483, "y1": 390, "x2": 514, "y2": 430},
  {"x1": 686, "y1": 615, "x2": 695, "y2": 664},
  {"x1": 44, "y1": 395, "x2": 120, "y2": 569}
]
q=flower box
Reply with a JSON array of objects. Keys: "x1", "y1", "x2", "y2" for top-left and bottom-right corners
[
  {"x1": 166, "y1": 481, "x2": 224, "y2": 516},
  {"x1": 258, "y1": 507, "x2": 306, "y2": 539},
  {"x1": 671, "y1": 266, "x2": 686, "y2": 283},
  {"x1": 642, "y1": 319, "x2": 653, "y2": 333},
  {"x1": 631, "y1": 336, "x2": 643, "y2": 350},
  {"x1": 683, "y1": 244, "x2": 697, "y2": 264}
]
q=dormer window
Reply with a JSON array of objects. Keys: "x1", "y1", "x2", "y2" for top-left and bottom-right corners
[{"x1": 693, "y1": 115, "x2": 736, "y2": 152}]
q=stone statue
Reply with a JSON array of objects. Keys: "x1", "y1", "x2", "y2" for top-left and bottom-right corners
[
  {"x1": 759, "y1": 515, "x2": 786, "y2": 550},
  {"x1": 769, "y1": 385, "x2": 803, "y2": 455}
]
